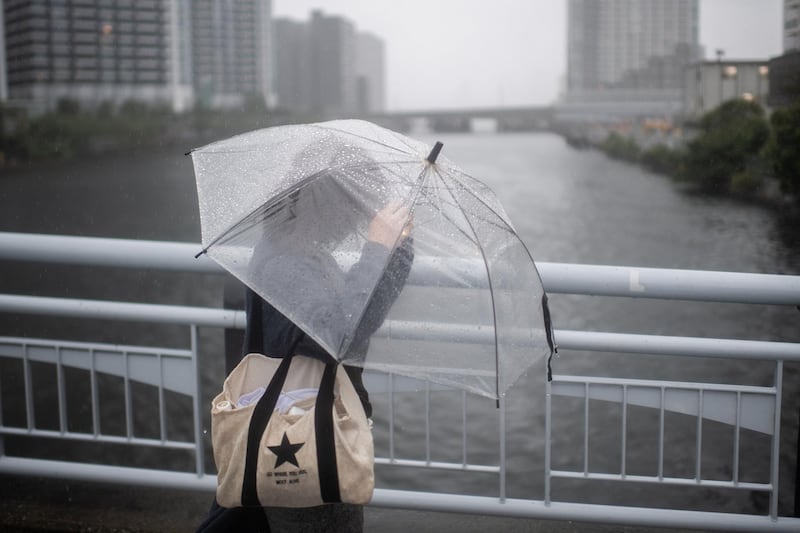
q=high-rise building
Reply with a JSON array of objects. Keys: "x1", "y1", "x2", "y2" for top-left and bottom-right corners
[
  {"x1": 0, "y1": 4, "x2": 7, "y2": 102},
  {"x1": 190, "y1": 0, "x2": 272, "y2": 109},
  {"x1": 273, "y1": 10, "x2": 384, "y2": 117},
  {"x1": 785, "y1": 0, "x2": 800, "y2": 52},
  {"x1": 355, "y1": 31, "x2": 385, "y2": 113},
  {"x1": 768, "y1": 0, "x2": 800, "y2": 108},
  {"x1": 0, "y1": 0, "x2": 273, "y2": 113},
  {"x1": 562, "y1": 0, "x2": 701, "y2": 120},
  {"x1": 1, "y1": 0, "x2": 194, "y2": 112},
  {"x1": 307, "y1": 10, "x2": 356, "y2": 116},
  {"x1": 273, "y1": 17, "x2": 310, "y2": 113}
]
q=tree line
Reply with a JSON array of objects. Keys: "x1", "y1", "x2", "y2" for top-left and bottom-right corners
[
  {"x1": 0, "y1": 95, "x2": 302, "y2": 164},
  {"x1": 598, "y1": 100, "x2": 800, "y2": 204},
  {"x1": 3, "y1": 96, "x2": 799, "y2": 211}
]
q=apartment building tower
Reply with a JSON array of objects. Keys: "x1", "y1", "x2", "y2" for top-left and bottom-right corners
[
  {"x1": 273, "y1": 10, "x2": 385, "y2": 117},
  {"x1": 191, "y1": 0, "x2": 272, "y2": 109},
  {"x1": 355, "y1": 31, "x2": 385, "y2": 113},
  {"x1": 273, "y1": 17, "x2": 310, "y2": 113},
  {"x1": 1, "y1": 0, "x2": 194, "y2": 111},
  {"x1": 307, "y1": 10, "x2": 356, "y2": 116},
  {"x1": 563, "y1": 0, "x2": 701, "y2": 120},
  {"x1": 768, "y1": 0, "x2": 800, "y2": 107},
  {"x1": 0, "y1": 0, "x2": 273, "y2": 112},
  {"x1": 785, "y1": 0, "x2": 800, "y2": 52}
]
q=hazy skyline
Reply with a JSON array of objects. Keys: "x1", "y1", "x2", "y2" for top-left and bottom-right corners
[{"x1": 274, "y1": 0, "x2": 784, "y2": 111}]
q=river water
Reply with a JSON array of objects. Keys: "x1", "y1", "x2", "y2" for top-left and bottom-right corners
[{"x1": 1, "y1": 131, "x2": 798, "y2": 515}]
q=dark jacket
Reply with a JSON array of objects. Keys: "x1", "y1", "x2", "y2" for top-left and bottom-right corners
[
  {"x1": 241, "y1": 237, "x2": 414, "y2": 418},
  {"x1": 198, "y1": 239, "x2": 413, "y2": 533}
]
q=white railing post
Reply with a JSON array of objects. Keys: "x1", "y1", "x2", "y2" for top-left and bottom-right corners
[
  {"x1": 191, "y1": 325, "x2": 205, "y2": 478},
  {"x1": 0, "y1": 368, "x2": 4, "y2": 458},
  {"x1": 498, "y1": 393, "x2": 507, "y2": 502},
  {"x1": 770, "y1": 360, "x2": 783, "y2": 521},
  {"x1": 544, "y1": 379, "x2": 552, "y2": 506}
]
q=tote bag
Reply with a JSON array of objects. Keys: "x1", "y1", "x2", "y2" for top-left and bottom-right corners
[{"x1": 211, "y1": 353, "x2": 374, "y2": 508}]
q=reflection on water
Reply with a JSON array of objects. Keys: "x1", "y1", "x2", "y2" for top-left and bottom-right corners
[{"x1": 0, "y1": 133, "x2": 798, "y2": 514}]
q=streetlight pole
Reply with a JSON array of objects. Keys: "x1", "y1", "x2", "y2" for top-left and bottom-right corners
[{"x1": 716, "y1": 49, "x2": 725, "y2": 107}]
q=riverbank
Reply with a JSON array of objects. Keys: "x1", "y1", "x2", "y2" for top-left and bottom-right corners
[
  {"x1": 587, "y1": 101, "x2": 800, "y2": 211},
  {"x1": 0, "y1": 100, "x2": 315, "y2": 168}
]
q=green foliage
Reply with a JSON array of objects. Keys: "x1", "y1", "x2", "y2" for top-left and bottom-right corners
[
  {"x1": 55, "y1": 97, "x2": 81, "y2": 116},
  {"x1": 729, "y1": 169, "x2": 763, "y2": 196},
  {"x1": 640, "y1": 143, "x2": 682, "y2": 176},
  {"x1": 1, "y1": 101, "x2": 174, "y2": 162},
  {"x1": 0, "y1": 96, "x2": 293, "y2": 164},
  {"x1": 242, "y1": 92, "x2": 268, "y2": 114},
  {"x1": 679, "y1": 100, "x2": 770, "y2": 192},
  {"x1": 600, "y1": 132, "x2": 641, "y2": 162},
  {"x1": 765, "y1": 102, "x2": 800, "y2": 196},
  {"x1": 0, "y1": 107, "x2": 86, "y2": 160}
]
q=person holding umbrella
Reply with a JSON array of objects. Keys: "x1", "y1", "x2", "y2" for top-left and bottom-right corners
[
  {"x1": 196, "y1": 143, "x2": 415, "y2": 532},
  {"x1": 191, "y1": 119, "x2": 554, "y2": 531}
]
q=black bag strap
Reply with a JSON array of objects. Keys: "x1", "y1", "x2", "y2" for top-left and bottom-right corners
[
  {"x1": 241, "y1": 354, "x2": 294, "y2": 507},
  {"x1": 240, "y1": 354, "x2": 342, "y2": 507},
  {"x1": 315, "y1": 361, "x2": 341, "y2": 503}
]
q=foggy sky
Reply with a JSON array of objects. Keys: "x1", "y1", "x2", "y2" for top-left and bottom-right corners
[{"x1": 273, "y1": 0, "x2": 784, "y2": 111}]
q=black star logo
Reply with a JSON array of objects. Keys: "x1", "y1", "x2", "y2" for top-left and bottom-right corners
[{"x1": 267, "y1": 432, "x2": 304, "y2": 468}]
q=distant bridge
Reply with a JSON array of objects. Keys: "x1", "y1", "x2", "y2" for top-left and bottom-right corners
[{"x1": 358, "y1": 105, "x2": 554, "y2": 133}]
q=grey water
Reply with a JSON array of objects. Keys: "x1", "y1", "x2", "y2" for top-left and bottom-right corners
[{"x1": 0, "y1": 132, "x2": 798, "y2": 515}]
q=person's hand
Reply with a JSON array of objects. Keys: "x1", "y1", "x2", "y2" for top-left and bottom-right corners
[{"x1": 367, "y1": 200, "x2": 413, "y2": 248}]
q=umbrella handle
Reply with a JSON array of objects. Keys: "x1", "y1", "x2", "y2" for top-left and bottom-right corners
[{"x1": 426, "y1": 141, "x2": 443, "y2": 164}]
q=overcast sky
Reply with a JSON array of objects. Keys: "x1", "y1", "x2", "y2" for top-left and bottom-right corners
[{"x1": 273, "y1": 0, "x2": 784, "y2": 111}]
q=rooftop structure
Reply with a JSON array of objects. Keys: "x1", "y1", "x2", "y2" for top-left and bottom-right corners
[{"x1": 562, "y1": 0, "x2": 701, "y2": 121}]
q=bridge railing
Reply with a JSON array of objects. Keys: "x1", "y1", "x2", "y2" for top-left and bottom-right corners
[{"x1": 1, "y1": 232, "x2": 799, "y2": 532}]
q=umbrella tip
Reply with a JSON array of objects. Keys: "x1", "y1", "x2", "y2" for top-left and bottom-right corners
[{"x1": 426, "y1": 141, "x2": 443, "y2": 164}]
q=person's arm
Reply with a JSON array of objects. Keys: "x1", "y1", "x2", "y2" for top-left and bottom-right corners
[
  {"x1": 340, "y1": 201, "x2": 415, "y2": 353},
  {"x1": 352, "y1": 237, "x2": 413, "y2": 334}
]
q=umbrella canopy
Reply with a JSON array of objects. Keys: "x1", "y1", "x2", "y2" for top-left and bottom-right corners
[{"x1": 190, "y1": 119, "x2": 553, "y2": 399}]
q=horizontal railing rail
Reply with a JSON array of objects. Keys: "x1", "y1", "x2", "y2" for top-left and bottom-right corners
[
  {"x1": 1, "y1": 232, "x2": 799, "y2": 532},
  {"x1": 2, "y1": 231, "x2": 799, "y2": 304}
]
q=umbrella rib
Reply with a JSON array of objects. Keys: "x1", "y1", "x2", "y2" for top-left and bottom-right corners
[
  {"x1": 421, "y1": 175, "x2": 514, "y2": 236},
  {"x1": 198, "y1": 170, "x2": 327, "y2": 254},
  {"x1": 339, "y1": 163, "x2": 432, "y2": 357},
  {"x1": 432, "y1": 165, "x2": 502, "y2": 401},
  {"x1": 388, "y1": 129, "x2": 433, "y2": 157},
  {"x1": 200, "y1": 160, "x2": 421, "y2": 254},
  {"x1": 437, "y1": 167, "x2": 555, "y2": 385},
  {"x1": 444, "y1": 168, "x2": 547, "y2": 279},
  {"x1": 426, "y1": 174, "x2": 481, "y2": 246},
  {"x1": 442, "y1": 168, "x2": 518, "y2": 229},
  {"x1": 191, "y1": 132, "x2": 300, "y2": 154},
  {"x1": 314, "y1": 124, "x2": 418, "y2": 158}
]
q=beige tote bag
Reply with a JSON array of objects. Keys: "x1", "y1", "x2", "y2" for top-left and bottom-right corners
[{"x1": 211, "y1": 353, "x2": 374, "y2": 508}]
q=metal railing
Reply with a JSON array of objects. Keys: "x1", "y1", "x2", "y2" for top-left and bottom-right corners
[{"x1": 1, "y1": 232, "x2": 799, "y2": 532}]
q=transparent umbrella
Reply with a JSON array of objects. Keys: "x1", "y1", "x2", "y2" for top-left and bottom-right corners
[{"x1": 190, "y1": 119, "x2": 554, "y2": 399}]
